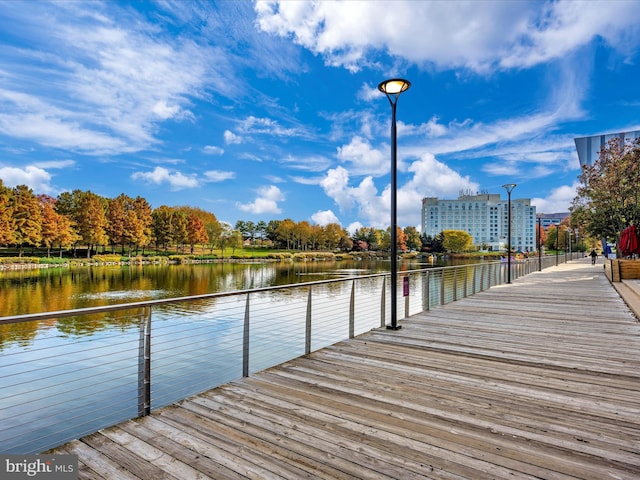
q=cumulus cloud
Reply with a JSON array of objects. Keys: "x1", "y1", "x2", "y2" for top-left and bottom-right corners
[
  {"x1": 131, "y1": 166, "x2": 199, "y2": 190},
  {"x1": 320, "y1": 153, "x2": 479, "y2": 228},
  {"x1": 237, "y1": 185, "x2": 284, "y2": 214},
  {"x1": 336, "y1": 136, "x2": 387, "y2": 176},
  {"x1": 531, "y1": 182, "x2": 579, "y2": 214},
  {"x1": 311, "y1": 209, "x2": 340, "y2": 226},
  {"x1": 0, "y1": 165, "x2": 55, "y2": 193}
]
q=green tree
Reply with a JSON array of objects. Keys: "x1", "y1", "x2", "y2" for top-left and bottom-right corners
[
  {"x1": 152, "y1": 205, "x2": 174, "y2": 251},
  {"x1": 404, "y1": 226, "x2": 422, "y2": 251},
  {"x1": 442, "y1": 229, "x2": 472, "y2": 253},
  {"x1": 571, "y1": 137, "x2": 640, "y2": 247},
  {"x1": 420, "y1": 233, "x2": 445, "y2": 253},
  {"x1": 11, "y1": 185, "x2": 42, "y2": 256}
]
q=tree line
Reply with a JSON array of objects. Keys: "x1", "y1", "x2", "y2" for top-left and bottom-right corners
[{"x1": 0, "y1": 181, "x2": 428, "y2": 258}]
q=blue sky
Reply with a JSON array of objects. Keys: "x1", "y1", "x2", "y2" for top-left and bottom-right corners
[{"x1": 1, "y1": 1, "x2": 639, "y2": 233}]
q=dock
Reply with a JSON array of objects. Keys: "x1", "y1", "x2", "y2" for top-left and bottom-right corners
[{"x1": 52, "y1": 258, "x2": 640, "y2": 479}]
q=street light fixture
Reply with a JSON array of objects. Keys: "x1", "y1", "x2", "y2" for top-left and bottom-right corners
[
  {"x1": 379, "y1": 78, "x2": 411, "y2": 330},
  {"x1": 502, "y1": 183, "x2": 516, "y2": 283}
]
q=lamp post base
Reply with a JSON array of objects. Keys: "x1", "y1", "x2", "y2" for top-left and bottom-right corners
[{"x1": 386, "y1": 324, "x2": 402, "y2": 330}]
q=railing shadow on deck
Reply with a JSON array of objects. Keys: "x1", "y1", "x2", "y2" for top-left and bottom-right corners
[{"x1": 0, "y1": 254, "x2": 579, "y2": 453}]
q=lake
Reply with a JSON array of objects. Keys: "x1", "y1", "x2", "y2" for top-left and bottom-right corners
[{"x1": 0, "y1": 258, "x2": 450, "y2": 317}]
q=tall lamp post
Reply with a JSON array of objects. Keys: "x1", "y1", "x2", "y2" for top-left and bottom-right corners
[
  {"x1": 502, "y1": 183, "x2": 516, "y2": 283},
  {"x1": 379, "y1": 78, "x2": 411, "y2": 330}
]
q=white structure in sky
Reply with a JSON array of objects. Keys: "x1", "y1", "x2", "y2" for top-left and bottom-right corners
[
  {"x1": 421, "y1": 192, "x2": 537, "y2": 252},
  {"x1": 574, "y1": 129, "x2": 640, "y2": 167}
]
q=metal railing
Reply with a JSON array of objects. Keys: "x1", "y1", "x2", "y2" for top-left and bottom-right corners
[{"x1": 0, "y1": 254, "x2": 576, "y2": 453}]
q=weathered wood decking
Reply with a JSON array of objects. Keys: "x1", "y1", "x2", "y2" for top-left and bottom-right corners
[{"x1": 53, "y1": 259, "x2": 640, "y2": 479}]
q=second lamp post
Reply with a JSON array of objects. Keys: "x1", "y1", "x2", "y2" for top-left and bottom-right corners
[{"x1": 503, "y1": 183, "x2": 516, "y2": 284}]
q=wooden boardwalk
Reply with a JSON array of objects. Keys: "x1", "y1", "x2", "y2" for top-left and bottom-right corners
[{"x1": 53, "y1": 258, "x2": 640, "y2": 479}]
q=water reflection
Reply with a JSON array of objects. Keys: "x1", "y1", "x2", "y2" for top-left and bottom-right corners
[{"x1": 0, "y1": 260, "x2": 397, "y2": 317}]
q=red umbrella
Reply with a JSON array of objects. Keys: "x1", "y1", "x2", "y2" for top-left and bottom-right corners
[{"x1": 628, "y1": 225, "x2": 639, "y2": 255}]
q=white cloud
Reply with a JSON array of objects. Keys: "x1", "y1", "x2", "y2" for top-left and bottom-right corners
[
  {"x1": 531, "y1": 182, "x2": 579, "y2": 214},
  {"x1": 346, "y1": 221, "x2": 363, "y2": 235},
  {"x1": 203, "y1": 145, "x2": 224, "y2": 155},
  {"x1": 131, "y1": 166, "x2": 199, "y2": 190},
  {"x1": 237, "y1": 185, "x2": 284, "y2": 214},
  {"x1": 0, "y1": 165, "x2": 54, "y2": 193},
  {"x1": 0, "y1": 2, "x2": 237, "y2": 155},
  {"x1": 280, "y1": 154, "x2": 332, "y2": 172},
  {"x1": 204, "y1": 170, "x2": 235, "y2": 182},
  {"x1": 311, "y1": 209, "x2": 340, "y2": 226},
  {"x1": 321, "y1": 153, "x2": 479, "y2": 228},
  {"x1": 224, "y1": 130, "x2": 243, "y2": 145},
  {"x1": 32, "y1": 159, "x2": 75, "y2": 169},
  {"x1": 236, "y1": 115, "x2": 304, "y2": 137},
  {"x1": 255, "y1": 1, "x2": 640, "y2": 72},
  {"x1": 336, "y1": 136, "x2": 387, "y2": 176}
]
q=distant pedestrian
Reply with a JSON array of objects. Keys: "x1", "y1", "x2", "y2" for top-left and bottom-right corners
[{"x1": 590, "y1": 249, "x2": 597, "y2": 264}]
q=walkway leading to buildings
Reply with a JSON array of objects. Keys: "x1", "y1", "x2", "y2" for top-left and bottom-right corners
[{"x1": 52, "y1": 258, "x2": 640, "y2": 479}]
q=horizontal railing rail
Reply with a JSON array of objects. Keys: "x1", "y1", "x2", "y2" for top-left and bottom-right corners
[{"x1": 0, "y1": 254, "x2": 579, "y2": 453}]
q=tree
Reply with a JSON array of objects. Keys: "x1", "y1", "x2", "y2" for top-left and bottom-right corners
[
  {"x1": 152, "y1": 205, "x2": 174, "y2": 251},
  {"x1": 39, "y1": 195, "x2": 75, "y2": 257},
  {"x1": 0, "y1": 179, "x2": 14, "y2": 246},
  {"x1": 420, "y1": 233, "x2": 445, "y2": 253},
  {"x1": 571, "y1": 137, "x2": 640, "y2": 248},
  {"x1": 132, "y1": 196, "x2": 153, "y2": 254},
  {"x1": 186, "y1": 215, "x2": 208, "y2": 254},
  {"x1": 276, "y1": 219, "x2": 296, "y2": 249},
  {"x1": 545, "y1": 225, "x2": 559, "y2": 251},
  {"x1": 171, "y1": 210, "x2": 188, "y2": 252},
  {"x1": 442, "y1": 230, "x2": 472, "y2": 253},
  {"x1": 323, "y1": 223, "x2": 343, "y2": 250},
  {"x1": 11, "y1": 185, "x2": 42, "y2": 256},
  {"x1": 404, "y1": 226, "x2": 422, "y2": 252},
  {"x1": 536, "y1": 220, "x2": 546, "y2": 250},
  {"x1": 76, "y1": 191, "x2": 109, "y2": 257}
]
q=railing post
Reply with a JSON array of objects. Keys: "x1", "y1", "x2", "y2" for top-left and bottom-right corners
[
  {"x1": 404, "y1": 276, "x2": 410, "y2": 318},
  {"x1": 305, "y1": 287, "x2": 312, "y2": 355},
  {"x1": 137, "y1": 306, "x2": 151, "y2": 417},
  {"x1": 349, "y1": 280, "x2": 355, "y2": 339},
  {"x1": 463, "y1": 267, "x2": 468, "y2": 298},
  {"x1": 453, "y1": 269, "x2": 458, "y2": 302},
  {"x1": 380, "y1": 277, "x2": 386, "y2": 328},
  {"x1": 472, "y1": 265, "x2": 477, "y2": 295},
  {"x1": 243, "y1": 293, "x2": 250, "y2": 377},
  {"x1": 424, "y1": 270, "x2": 430, "y2": 311},
  {"x1": 440, "y1": 271, "x2": 445, "y2": 306}
]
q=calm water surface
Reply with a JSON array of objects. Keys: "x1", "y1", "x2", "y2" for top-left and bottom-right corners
[{"x1": 0, "y1": 258, "x2": 452, "y2": 317}]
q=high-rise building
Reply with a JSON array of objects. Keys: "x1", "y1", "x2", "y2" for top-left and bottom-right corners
[
  {"x1": 421, "y1": 193, "x2": 537, "y2": 252},
  {"x1": 574, "y1": 130, "x2": 640, "y2": 168}
]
